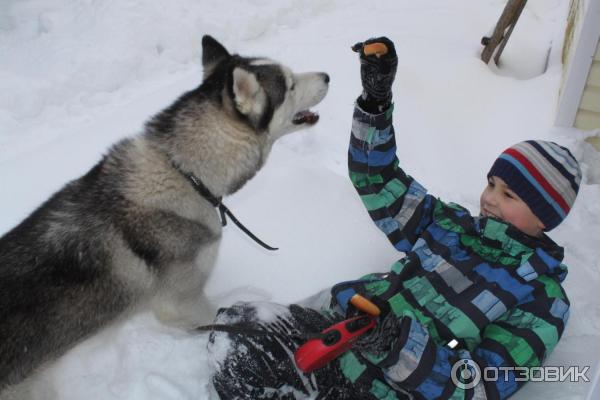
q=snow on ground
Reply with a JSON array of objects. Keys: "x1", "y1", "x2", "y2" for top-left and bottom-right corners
[{"x1": 1, "y1": 0, "x2": 600, "y2": 399}]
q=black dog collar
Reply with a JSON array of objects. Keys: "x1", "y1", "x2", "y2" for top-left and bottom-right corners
[{"x1": 172, "y1": 162, "x2": 278, "y2": 251}]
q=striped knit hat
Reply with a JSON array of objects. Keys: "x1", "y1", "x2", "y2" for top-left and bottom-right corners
[{"x1": 487, "y1": 140, "x2": 582, "y2": 231}]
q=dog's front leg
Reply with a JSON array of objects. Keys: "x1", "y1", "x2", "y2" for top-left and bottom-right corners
[{"x1": 151, "y1": 241, "x2": 219, "y2": 329}]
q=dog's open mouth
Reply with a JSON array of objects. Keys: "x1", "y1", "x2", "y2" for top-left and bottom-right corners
[{"x1": 292, "y1": 110, "x2": 319, "y2": 125}]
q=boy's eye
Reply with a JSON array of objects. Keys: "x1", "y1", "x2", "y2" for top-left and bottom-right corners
[
  {"x1": 487, "y1": 180, "x2": 495, "y2": 188},
  {"x1": 505, "y1": 192, "x2": 514, "y2": 199}
]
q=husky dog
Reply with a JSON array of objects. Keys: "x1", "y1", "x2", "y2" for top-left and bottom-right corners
[{"x1": 0, "y1": 35, "x2": 329, "y2": 396}]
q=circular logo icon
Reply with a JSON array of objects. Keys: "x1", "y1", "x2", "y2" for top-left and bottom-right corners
[{"x1": 451, "y1": 359, "x2": 481, "y2": 389}]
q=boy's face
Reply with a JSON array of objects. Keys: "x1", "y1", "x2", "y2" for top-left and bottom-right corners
[{"x1": 480, "y1": 176, "x2": 545, "y2": 237}]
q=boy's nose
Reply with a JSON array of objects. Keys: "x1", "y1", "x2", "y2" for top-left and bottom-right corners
[{"x1": 483, "y1": 192, "x2": 498, "y2": 207}]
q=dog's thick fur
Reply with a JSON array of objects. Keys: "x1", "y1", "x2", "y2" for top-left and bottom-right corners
[{"x1": 0, "y1": 35, "x2": 328, "y2": 395}]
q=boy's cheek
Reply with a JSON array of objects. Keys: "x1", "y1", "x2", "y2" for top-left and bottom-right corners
[{"x1": 504, "y1": 207, "x2": 537, "y2": 233}]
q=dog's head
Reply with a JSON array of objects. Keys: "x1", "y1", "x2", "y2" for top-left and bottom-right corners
[{"x1": 201, "y1": 35, "x2": 329, "y2": 141}]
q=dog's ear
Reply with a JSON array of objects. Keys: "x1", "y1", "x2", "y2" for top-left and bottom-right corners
[
  {"x1": 232, "y1": 67, "x2": 266, "y2": 117},
  {"x1": 202, "y1": 35, "x2": 230, "y2": 78}
]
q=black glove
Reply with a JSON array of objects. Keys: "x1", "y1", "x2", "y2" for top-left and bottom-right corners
[
  {"x1": 352, "y1": 36, "x2": 398, "y2": 113},
  {"x1": 355, "y1": 314, "x2": 410, "y2": 358}
]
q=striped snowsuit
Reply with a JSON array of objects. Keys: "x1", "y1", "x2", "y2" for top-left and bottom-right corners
[{"x1": 331, "y1": 103, "x2": 571, "y2": 399}]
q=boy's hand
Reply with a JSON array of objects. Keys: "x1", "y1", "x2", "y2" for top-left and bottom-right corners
[
  {"x1": 352, "y1": 37, "x2": 398, "y2": 106},
  {"x1": 355, "y1": 314, "x2": 409, "y2": 356}
]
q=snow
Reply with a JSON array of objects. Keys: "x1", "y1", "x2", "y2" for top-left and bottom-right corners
[{"x1": 1, "y1": 0, "x2": 600, "y2": 399}]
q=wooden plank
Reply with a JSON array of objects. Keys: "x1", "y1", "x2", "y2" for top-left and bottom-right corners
[
  {"x1": 481, "y1": 0, "x2": 528, "y2": 64},
  {"x1": 580, "y1": 86, "x2": 600, "y2": 113},
  {"x1": 575, "y1": 109, "x2": 600, "y2": 130},
  {"x1": 493, "y1": 0, "x2": 528, "y2": 65}
]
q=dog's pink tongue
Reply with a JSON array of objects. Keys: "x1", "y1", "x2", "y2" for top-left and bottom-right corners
[
  {"x1": 304, "y1": 111, "x2": 319, "y2": 124},
  {"x1": 293, "y1": 110, "x2": 319, "y2": 125}
]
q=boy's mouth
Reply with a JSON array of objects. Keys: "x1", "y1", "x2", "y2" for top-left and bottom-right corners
[{"x1": 482, "y1": 208, "x2": 502, "y2": 220}]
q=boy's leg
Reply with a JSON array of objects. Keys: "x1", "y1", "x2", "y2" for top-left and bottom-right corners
[
  {"x1": 209, "y1": 303, "x2": 306, "y2": 399},
  {"x1": 207, "y1": 302, "x2": 411, "y2": 400}
]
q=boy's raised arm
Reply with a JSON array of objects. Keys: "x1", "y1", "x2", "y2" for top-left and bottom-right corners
[
  {"x1": 349, "y1": 37, "x2": 437, "y2": 252},
  {"x1": 348, "y1": 103, "x2": 435, "y2": 252}
]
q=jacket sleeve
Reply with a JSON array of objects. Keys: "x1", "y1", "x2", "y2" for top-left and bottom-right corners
[
  {"x1": 366, "y1": 282, "x2": 570, "y2": 400},
  {"x1": 348, "y1": 102, "x2": 435, "y2": 253}
]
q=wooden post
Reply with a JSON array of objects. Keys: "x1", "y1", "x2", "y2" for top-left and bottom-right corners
[{"x1": 481, "y1": 0, "x2": 528, "y2": 65}]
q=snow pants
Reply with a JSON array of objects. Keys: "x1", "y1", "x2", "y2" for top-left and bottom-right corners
[{"x1": 207, "y1": 301, "x2": 412, "y2": 400}]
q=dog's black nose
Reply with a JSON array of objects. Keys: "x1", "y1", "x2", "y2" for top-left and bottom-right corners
[{"x1": 322, "y1": 73, "x2": 330, "y2": 84}]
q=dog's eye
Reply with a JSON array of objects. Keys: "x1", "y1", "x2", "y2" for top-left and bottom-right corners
[{"x1": 290, "y1": 83, "x2": 295, "y2": 91}]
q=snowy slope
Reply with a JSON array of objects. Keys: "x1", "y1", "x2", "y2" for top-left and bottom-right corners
[{"x1": 1, "y1": 0, "x2": 600, "y2": 399}]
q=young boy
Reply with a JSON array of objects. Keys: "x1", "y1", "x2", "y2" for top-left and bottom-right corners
[{"x1": 207, "y1": 37, "x2": 581, "y2": 400}]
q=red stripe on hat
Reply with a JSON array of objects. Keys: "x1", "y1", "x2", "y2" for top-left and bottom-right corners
[{"x1": 504, "y1": 148, "x2": 570, "y2": 213}]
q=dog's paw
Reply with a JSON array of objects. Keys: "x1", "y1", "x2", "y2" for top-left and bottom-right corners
[{"x1": 152, "y1": 296, "x2": 217, "y2": 330}]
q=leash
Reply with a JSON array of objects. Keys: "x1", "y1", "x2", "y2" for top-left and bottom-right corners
[
  {"x1": 172, "y1": 162, "x2": 278, "y2": 251},
  {"x1": 195, "y1": 324, "x2": 272, "y2": 336}
]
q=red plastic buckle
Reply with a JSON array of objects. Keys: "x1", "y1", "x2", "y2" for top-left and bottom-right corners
[{"x1": 294, "y1": 315, "x2": 376, "y2": 373}]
